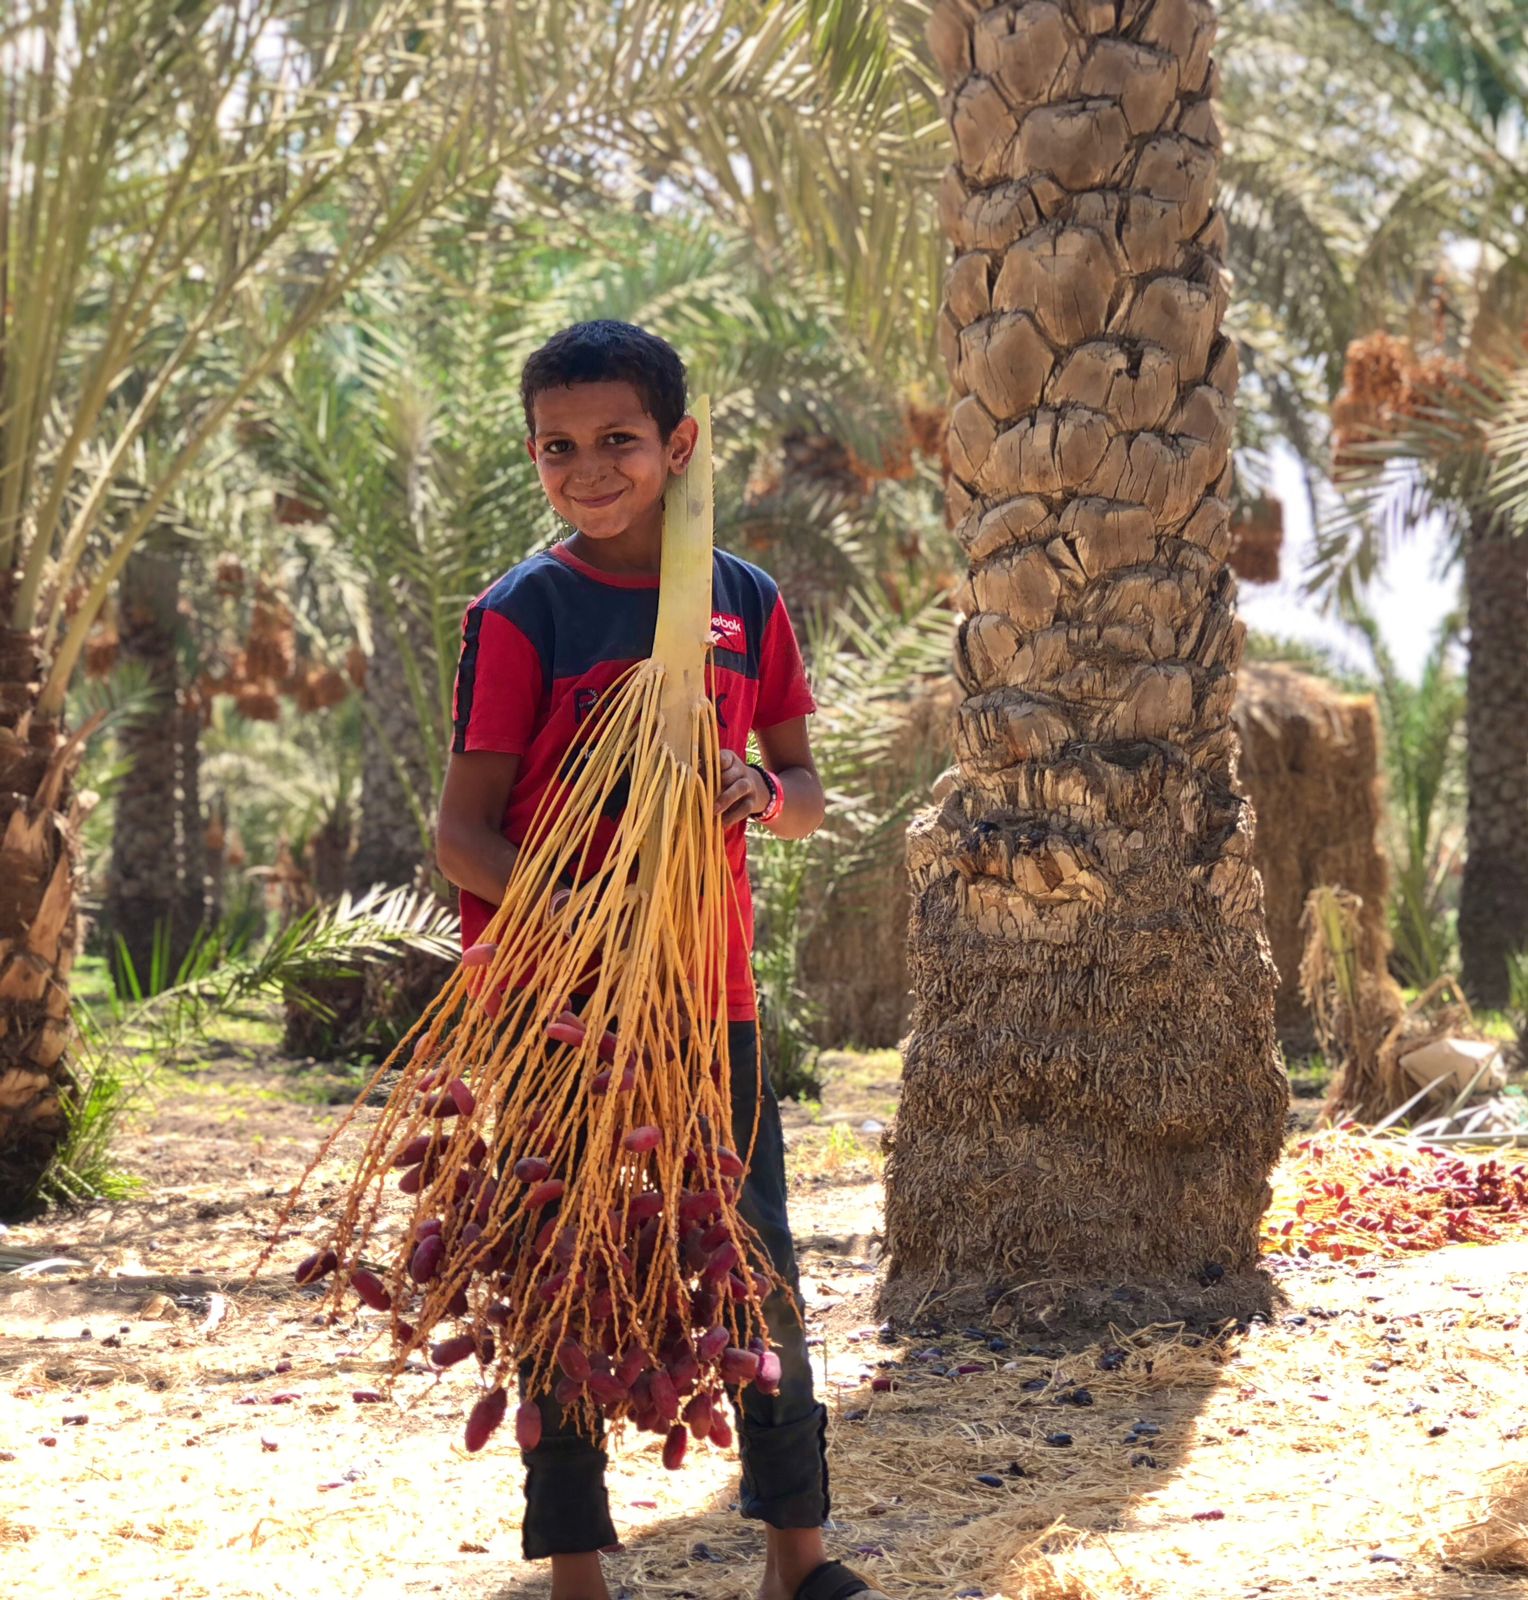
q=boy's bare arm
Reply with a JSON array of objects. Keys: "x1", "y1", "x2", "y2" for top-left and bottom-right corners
[
  {"x1": 436, "y1": 750, "x2": 522, "y2": 906},
  {"x1": 751, "y1": 716, "x2": 825, "y2": 841}
]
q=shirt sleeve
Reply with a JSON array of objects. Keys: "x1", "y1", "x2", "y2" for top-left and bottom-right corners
[
  {"x1": 451, "y1": 604, "x2": 543, "y2": 755},
  {"x1": 753, "y1": 594, "x2": 817, "y2": 731}
]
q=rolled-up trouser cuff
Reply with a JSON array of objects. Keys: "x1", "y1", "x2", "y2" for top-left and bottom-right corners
[
  {"x1": 521, "y1": 1439, "x2": 618, "y2": 1558},
  {"x1": 738, "y1": 1400, "x2": 830, "y2": 1528}
]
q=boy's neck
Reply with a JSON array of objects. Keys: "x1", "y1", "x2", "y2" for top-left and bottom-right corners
[{"x1": 563, "y1": 509, "x2": 664, "y2": 577}]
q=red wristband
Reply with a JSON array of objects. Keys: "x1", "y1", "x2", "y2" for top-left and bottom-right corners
[{"x1": 750, "y1": 764, "x2": 784, "y2": 825}]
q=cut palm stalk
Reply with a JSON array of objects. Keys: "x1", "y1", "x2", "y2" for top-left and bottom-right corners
[{"x1": 260, "y1": 399, "x2": 786, "y2": 1462}]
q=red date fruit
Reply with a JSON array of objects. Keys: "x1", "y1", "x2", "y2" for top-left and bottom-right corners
[
  {"x1": 295, "y1": 1248, "x2": 338, "y2": 1286},
  {"x1": 448, "y1": 1078, "x2": 476, "y2": 1117},
  {"x1": 755, "y1": 1351, "x2": 782, "y2": 1395},
  {"x1": 709, "y1": 1413, "x2": 734, "y2": 1450},
  {"x1": 472, "y1": 1180, "x2": 499, "y2": 1227},
  {"x1": 398, "y1": 1165, "x2": 424, "y2": 1195},
  {"x1": 684, "y1": 1392, "x2": 714, "y2": 1440},
  {"x1": 622, "y1": 1125, "x2": 662, "y2": 1154},
  {"x1": 702, "y1": 1243, "x2": 739, "y2": 1282},
  {"x1": 526, "y1": 1179, "x2": 566, "y2": 1209},
  {"x1": 697, "y1": 1325, "x2": 730, "y2": 1362},
  {"x1": 662, "y1": 1424, "x2": 688, "y2": 1471},
  {"x1": 350, "y1": 1270, "x2": 392, "y2": 1312},
  {"x1": 431, "y1": 1333, "x2": 478, "y2": 1368},
  {"x1": 715, "y1": 1147, "x2": 745, "y2": 1179},
  {"x1": 628, "y1": 1191, "x2": 664, "y2": 1226},
  {"x1": 553, "y1": 1376, "x2": 584, "y2": 1407},
  {"x1": 514, "y1": 1156, "x2": 552, "y2": 1184},
  {"x1": 650, "y1": 1369, "x2": 679, "y2": 1423},
  {"x1": 668, "y1": 1350, "x2": 699, "y2": 1391},
  {"x1": 587, "y1": 1371, "x2": 629, "y2": 1407},
  {"x1": 410, "y1": 1234, "x2": 444, "y2": 1284},
  {"x1": 546, "y1": 1018, "x2": 588, "y2": 1049},
  {"x1": 515, "y1": 1401, "x2": 543, "y2": 1452},
  {"x1": 462, "y1": 942, "x2": 499, "y2": 968},
  {"x1": 537, "y1": 1271, "x2": 568, "y2": 1304},
  {"x1": 557, "y1": 1339, "x2": 592, "y2": 1382},
  {"x1": 392, "y1": 1135, "x2": 433, "y2": 1169},
  {"x1": 700, "y1": 1219, "x2": 731, "y2": 1251},
  {"x1": 720, "y1": 1347, "x2": 760, "y2": 1385},
  {"x1": 616, "y1": 1347, "x2": 646, "y2": 1388},
  {"x1": 464, "y1": 1386, "x2": 507, "y2": 1452},
  {"x1": 681, "y1": 1189, "x2": 722, "y2": 1223}
]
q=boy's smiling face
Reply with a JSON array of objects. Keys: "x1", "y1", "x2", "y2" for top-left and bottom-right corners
[{"x1": 527, "y1": 380, "x2": 696, "y2": 547}]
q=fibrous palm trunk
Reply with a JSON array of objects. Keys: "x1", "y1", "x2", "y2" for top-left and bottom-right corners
[
  {"x1": 0, "y1": 581, "x2": 81, "y2": 1210},
  {"x1": 1458, "y1": 526, "x2": 1528, "y2": 1008},
  {"x1": 349, "y1": 579, "x2": 431, "y2": 893},
  {"x1": 102, "y1": 548, "x2": 205, "y2": 989},
  {"x1": 882, "y1": 0, "x2": 1286, "y2": 1320}
]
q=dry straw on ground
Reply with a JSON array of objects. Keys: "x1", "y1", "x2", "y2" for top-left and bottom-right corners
[{"x1": 5, "y1": 1051, "x2": 1528, "y2": 1599}]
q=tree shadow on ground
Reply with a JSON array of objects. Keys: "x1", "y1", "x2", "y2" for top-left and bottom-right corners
[{"x1": 478, "y1": 1239, "x2": 1528, "y2": 1600}]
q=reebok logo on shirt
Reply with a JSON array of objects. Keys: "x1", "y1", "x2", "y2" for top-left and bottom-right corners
[{"x1": 710, "y1": 612, "x2": 745, "y2": 652}]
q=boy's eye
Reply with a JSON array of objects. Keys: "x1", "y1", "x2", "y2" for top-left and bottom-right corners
[{"x1": 603, "y1": 433, "x2": 636, "y2": 446}]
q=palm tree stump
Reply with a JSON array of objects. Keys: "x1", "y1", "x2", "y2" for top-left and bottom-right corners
[{"x1": 882, "y1": 0, "x2": 1286, "y2": 1322}]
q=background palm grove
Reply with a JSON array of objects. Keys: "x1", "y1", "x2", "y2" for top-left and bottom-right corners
[{"x1": 4, "y1": 1, "x2": 1528, "y2": 1596}]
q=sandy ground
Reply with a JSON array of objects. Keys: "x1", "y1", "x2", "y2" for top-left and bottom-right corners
[{"x1": 2, "y1": 1043, "x2": 1525, "y2": 1599}]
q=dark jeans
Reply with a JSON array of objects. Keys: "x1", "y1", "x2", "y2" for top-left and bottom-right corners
[{"x1": 518, "y1": 1020, "x2": 828, "y2": 1559}]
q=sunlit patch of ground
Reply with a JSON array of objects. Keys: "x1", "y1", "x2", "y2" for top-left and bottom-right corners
[{"x1": 2, "y1": 1039, "x2": 1525, "y2": 1598}]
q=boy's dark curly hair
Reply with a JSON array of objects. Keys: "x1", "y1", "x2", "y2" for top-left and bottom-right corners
[{"x1": 520, "y1": 321, "x2": 688, "y2": 440}]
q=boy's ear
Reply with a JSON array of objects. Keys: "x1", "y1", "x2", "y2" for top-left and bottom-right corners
[
  {"x1": 666, "y1": 415, "x2": 700, "y2": 474},
  {"x1": 525, "y1": 436, "x2": 538, "y2": 462}
]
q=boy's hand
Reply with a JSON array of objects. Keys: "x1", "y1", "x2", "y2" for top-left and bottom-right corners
[{"x1": 716, "y1": 748, "x2": 769, "y2": 827}]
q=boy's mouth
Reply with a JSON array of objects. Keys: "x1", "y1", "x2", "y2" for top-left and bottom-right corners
[{"x1": 572, "y1": 490, "x2": 623, "y2": 509}]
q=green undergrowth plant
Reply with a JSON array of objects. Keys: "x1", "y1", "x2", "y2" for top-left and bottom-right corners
[{"x1": 41, "y1": 889, "x2": 456, "y2": 1207}]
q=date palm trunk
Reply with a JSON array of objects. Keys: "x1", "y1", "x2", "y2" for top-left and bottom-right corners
[
  {"x1": 102, "y1": 548, "x2": 206, "y2": 990},
  {"x1": 1458, "y1": 525, "x2": 1528, "y2": 1008},
  {"x1": 350, "y1": 579, "x2": 431, "y2": 893},
  {"x1": 0, "y1": 582, "x2": 81, "y2": 1210},
  {"x1": 882, "y1": 0, "x2": 1285, "y2": 1321}
]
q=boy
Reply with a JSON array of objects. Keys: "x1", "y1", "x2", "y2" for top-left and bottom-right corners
[{"x1": 436, "y1": 321, "x2": 887, "y2": 1600}]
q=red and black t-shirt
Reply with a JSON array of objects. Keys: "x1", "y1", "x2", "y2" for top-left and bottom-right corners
[{"x1": 451, "y1": 541, "x2": 816, "y2": 1020}]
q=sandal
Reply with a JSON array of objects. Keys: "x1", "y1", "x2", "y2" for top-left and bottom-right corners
[{"x1": 793, "y1": 1559, "x2": 892, "y2": 1600}]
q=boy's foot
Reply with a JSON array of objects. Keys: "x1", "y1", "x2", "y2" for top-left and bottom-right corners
[
  {"x1": 549, "y1": 1552, "x2": 610, "y2": 1600},
  {"x1": 761, "y1": 1529, "x2": 887, "y2": 1600},
  {"x1": 761, "y1": 1526, "x2": 830, "y2": 1600},
  {"x1": 777, "y1": 1561, "x2": 892, "y2": 1600}
]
